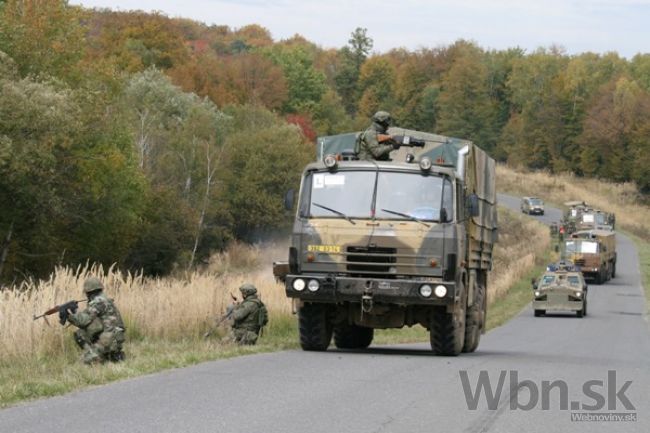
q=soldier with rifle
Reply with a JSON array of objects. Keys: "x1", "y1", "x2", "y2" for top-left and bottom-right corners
[
  {"x1": 205, "y1": 284, "x2": 268, "y2": 345},
  {"x1": 36, "y1": 277, "x2": 126, "y2": 364}
]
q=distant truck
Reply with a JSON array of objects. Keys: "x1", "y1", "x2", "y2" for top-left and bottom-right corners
[
  {"x1": 563, "y1": 230, "x2": 616, "y2": 284},
  {"x1": 274, "y1": 128, "x2": 498, "y2": 356},
  {"x1": 520, "y1": 196, "x2": 544, "y2": 215}
]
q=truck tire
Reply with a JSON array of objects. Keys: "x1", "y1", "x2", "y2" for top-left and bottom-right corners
[
  {"x1": 534, "y1": 309, "x2": 545, "y2": 317},
  {"x1": 298, "y1": 303, "x2": 332, "y2": 351},
  {"x1": 612, "y1": 262, "x2": 616, "y2": 278},
  {"x1": 430, "y1": 307, "x2": 466, "y2": 356},
  {"x1": 463, "y1": 284, "x2": 485, "y2": 353},
  {"x1": 576, "y1": 308, "x2": 584, "y2": 318},
  {"x1": 334, "y1": 323, "x2": 374, "y2": 349}
]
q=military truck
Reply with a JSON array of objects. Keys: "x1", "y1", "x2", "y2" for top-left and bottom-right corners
[
  {"x1": 532, "y1": 261, "x2": 588, "y2": 318},
  {"x1": 561, "y1": 201, "x2": 588, "y2": 234},
  {"x1": 576, "y1": 210, "x2": 615, "y2": 232},
  {"x1": 563, "y1": 230, "x2": 616, "y2": 284},
  {"x1": 274, "y1": 128, "x2": 497, "y2": 356}
]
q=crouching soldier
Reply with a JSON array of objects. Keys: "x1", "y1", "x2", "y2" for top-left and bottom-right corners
[
  {"x1": 60, "y1": 277, "x2": 126, "y2": 364},
  {"x1": 228, "y1": 283, "x2": 268, "y2": 345}
]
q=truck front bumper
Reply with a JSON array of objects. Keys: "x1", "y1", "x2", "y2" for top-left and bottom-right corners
[{"x1": 285, "y1": 274, "x2": 457, "y2": 306}]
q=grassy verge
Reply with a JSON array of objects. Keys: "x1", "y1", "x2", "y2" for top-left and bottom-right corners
[{"x1": 0, "y1": 315, "x2": 299, "y2": 408}]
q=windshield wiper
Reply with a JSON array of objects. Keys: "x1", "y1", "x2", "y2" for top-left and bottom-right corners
[
  {"x1": 380, "y1": 208, "x2": 430, "y2": 227},
  {"x1": 312, "y1": 202, "x2": 356, "y2": 225}
]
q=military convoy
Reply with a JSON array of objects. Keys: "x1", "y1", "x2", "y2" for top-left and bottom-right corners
[
  {"x1": 533, "y1": 199, "x2": 618, "y2": 317},
  {"x1": 274, "y1": 128, "x2": 497, "y2": 356}
]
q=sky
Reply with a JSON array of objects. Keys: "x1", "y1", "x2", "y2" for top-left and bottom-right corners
[{"x1": 71, "y1": 0, "x2": 650, "y2": 58}]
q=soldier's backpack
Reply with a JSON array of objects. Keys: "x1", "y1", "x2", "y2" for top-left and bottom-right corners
[{"x1": 257, "y1": 302, "x2": 269, "y2": 329}]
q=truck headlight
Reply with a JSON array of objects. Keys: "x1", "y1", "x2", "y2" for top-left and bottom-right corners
[
  {"x1": 419, "y1": 284, "x2": 432, "y2": 297},
  {"x1": 576, "y1": 292, "x2": 582, "y2": 297},
  {"x1": 534, "y1": 291, "x2": 541, "y2": 297},
  {"x1": 307, "y1": 279, "x2": 320, "y2": 292},
  {"x1": 293, "y1": 278, "x2": 306, "y2": 291},
  {"x1": 434, "y1": 285, "x2": 447, "y2": 298}
]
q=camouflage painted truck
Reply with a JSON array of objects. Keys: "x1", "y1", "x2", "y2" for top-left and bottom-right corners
[
  {"x1": 274, "y1": 128, "x2": 498, "y2": 356},
  {"x1": 563, "y1": 230, "x2": 616, "y2": 284}
]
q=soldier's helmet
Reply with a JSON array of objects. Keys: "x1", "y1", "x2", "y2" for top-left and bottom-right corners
[
  {"x1": 372, "y1": 111, "x2": 392, "y2": 128},
  {"x1": 83, "y1": 277, "x2": 104, "y2": 295},
  {"x1": 239, "y1": 283, "x2": 257, "y2": 297}
]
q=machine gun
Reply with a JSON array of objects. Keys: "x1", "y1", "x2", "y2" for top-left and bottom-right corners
[
  {"x1": 33, "y1": 300, "x2": 87, "y2": 325},
  {"x1": 378, "y1": 134, "x2": 426, "y2": 149}
]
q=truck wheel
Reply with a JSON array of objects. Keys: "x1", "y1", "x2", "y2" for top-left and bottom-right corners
[
  {"x1": 534, "y1": 309, "x2": 545, "y2": 317},
  {"x1": 576, "y1": 308, "x2": 584, "y2": 318},
  {"x1": 430, "y1": 307, "x2": 466, "y2": 356},
  {"x1": 594, "y1": 272, "x2": 602, "y2": 285},
  {"x1": 612, "y1": 262, "x2": 616, "y2": 278},
  {"x1": 463, "y1": 284, "x2": 485, "y2": 353},
  {"x1": 334, "y1": 323, "x2": 374, "y2": 349},
  {"x1": 298, "y1": 303, "x2": 333, "y2": 351},
  {"x1": 583, "y1": 299, "x2": 588, "y2": 316}
]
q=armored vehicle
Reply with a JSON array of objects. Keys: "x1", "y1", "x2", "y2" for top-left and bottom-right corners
[
  {"x1": 521, "y1": 197, "x2": 544, "y2": 215},
  {"x1": 532, "y1": 261, "x2": 587, "y2": 317},
  {"x1": 563, "y1": 230, "x2": 616, "y2": 284},
  {"x1": 274, "y1": 128, "x2": 497, "y2": 356}
]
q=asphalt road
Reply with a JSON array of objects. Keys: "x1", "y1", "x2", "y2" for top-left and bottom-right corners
[{"x1": 1, "y1": 196, "x2": 648, "y2": 433}]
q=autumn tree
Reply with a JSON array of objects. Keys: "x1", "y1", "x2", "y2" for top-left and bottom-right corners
[
  {"x1": 0, "y1": 0, "x2": 86, "y2": 82},
  {"x1": 578, "y1": 77, "x2": 650, "y2": 183},
  {"x1": 334, "y1": 28, "x2": 373, "y2": 115},
  {"x1": 437, "y1": 45, "x2": 498, "y2": 151},
  {"x1": 357, "y1": 56, "x2": 397, "y2": 119}
]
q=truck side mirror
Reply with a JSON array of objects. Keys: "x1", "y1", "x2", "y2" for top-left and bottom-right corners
[
  {"x1": 468, "y1": 194, "x2": 480, "y2": 217},
  {"x1": 284, "y1": 188, "x2": 295, "y2": 211},
  {"x1": 531, "y1": 278, "x2": 537, "y2": 289}
]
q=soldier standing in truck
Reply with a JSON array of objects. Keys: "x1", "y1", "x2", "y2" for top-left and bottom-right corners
[{"x1": 355, "y1": 111, "x2": 397, "y2": 161}]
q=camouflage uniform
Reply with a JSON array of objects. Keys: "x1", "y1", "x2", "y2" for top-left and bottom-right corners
[
  {"x1": 228, "y1": 284, "x2": 266, "y2": 345},
  {"x1": 355, "y1": 111, "x2": 395, "y2": 161},
  {"x1": 67, "y1": 277, "x2": 126, "y2": 364}
]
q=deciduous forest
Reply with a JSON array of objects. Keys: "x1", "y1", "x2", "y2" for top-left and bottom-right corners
[{"x1": 1, "y1": 1, "x2": 649, "y2": 282}]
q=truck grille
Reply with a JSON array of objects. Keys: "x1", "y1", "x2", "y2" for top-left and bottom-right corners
[{"x1": 346, "y1": 246, "x2": 396, "y2": 275}]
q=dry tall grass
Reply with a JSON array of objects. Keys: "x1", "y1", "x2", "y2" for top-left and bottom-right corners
[
  {"x1": 487, "y1": 208, "x2": 550, "y2": 305},
  {"x1": 497, "y1": 165, "x2": 650, "y2": 240},
  {"x1": 0, "y1": 243, "x2": 290, "y2": 360}
]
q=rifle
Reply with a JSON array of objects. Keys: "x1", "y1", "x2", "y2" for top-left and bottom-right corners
[
  {"x1": 203, "y1": 293, "x2": 240, "y2": 339},
  {"x1": 377, "y1": 134, "x2": 426, "y2": 148},
  {"x1": 33, "y1": 300, "x2": 87, "y2": 325}
]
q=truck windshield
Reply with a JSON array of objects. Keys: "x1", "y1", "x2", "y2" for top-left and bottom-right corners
[
  {"x1": 565, "y1": 240, "x2": 599, "y2": 254},
  {"x1": 304, "y1": 170, "x2": 453, "y2": 222},
  {"x1": 530, "y1": 198, "x2": 543, "y2": 205}
]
